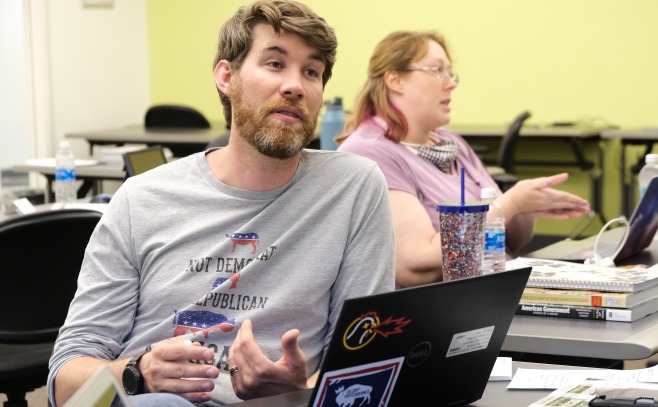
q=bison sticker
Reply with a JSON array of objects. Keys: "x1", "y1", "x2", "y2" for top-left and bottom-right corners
[
  {"x1": 335, "y1": 384, "x2": 372, "y2": 407},
  {"x1": 311, "y1": 357, "x2": 404, "y2": 407}
]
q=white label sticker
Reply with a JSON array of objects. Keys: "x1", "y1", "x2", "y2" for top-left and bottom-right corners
[{"x1": 446, "y1": 326, "x2": 495, "y2": 357}]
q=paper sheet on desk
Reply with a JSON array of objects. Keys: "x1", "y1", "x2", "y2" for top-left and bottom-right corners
[
  {"x1": 489, "y1": 357, "x2": 512, "y2": 381},
  {"x1": 508, "y1": 363, "x2": 658, "y2": 390},
  {"x1": 528, "y1": 379, "x2": 658, "y2": 407}
]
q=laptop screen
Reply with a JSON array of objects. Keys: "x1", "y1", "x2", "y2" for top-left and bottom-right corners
[
  {"x1": 616, "y1": 176, "x2": 658, "y2": 260},
  {"x1": 122, "y1": 146, "x2": 167, "y2": 177}
]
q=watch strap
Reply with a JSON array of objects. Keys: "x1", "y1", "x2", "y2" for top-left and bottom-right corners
[{"x1": 123, "y1": 348, "x2": 151, "y2": 395}]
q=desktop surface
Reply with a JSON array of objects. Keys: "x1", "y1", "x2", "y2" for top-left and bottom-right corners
[
  {"x1": 227, "y1": 361, "x2": 583, "y2": 407},
  {"x1": 503, "y1": 238, "x2": 658, "y2": 365}
]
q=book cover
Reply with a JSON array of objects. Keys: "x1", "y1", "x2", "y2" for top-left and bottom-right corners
[
  {"x1": 507, "y1": 257, "x2": 658, "y2": 292},
  {"x1": 521, "y1": 284, "x2": 658, "y2": 308},
  {"x1": 516, "y1": 298, "x2": 658, "y2": 322}
]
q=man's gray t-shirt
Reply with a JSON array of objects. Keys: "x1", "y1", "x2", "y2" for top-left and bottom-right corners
[{"x1": 48, "y1": 149, "x2": 395, "y2": 405}]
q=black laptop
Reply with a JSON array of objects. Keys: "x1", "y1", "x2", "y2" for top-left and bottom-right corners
[
  {"x1": 66, "y1": 268, "x2": 531, "y2": 407},
  {"x1": 122, "y1": 146, "x2": 167, "y2": 178},
  {"x1": 236, "y1": 266, "x2": 525, "y2": 407},
  {"x1": 526, "y1": 177, "x2": 658, "y2": 263}
]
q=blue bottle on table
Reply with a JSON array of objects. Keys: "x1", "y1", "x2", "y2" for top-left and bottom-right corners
[{"x1": 320, "y1": 97, "x2": 345, "y2": 151}]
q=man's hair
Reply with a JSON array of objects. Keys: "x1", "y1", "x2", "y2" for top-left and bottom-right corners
[
  {"x1": 337, "y1": 31, "x2": 450, "y2": 144},
  {"x1": 214, "y1": 0, "x2": 338, "y2": 125}
]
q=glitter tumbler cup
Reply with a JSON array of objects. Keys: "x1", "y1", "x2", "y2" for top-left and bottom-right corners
[{"x1": 437, "y1": 202, "x2": 489, "y2": 281}]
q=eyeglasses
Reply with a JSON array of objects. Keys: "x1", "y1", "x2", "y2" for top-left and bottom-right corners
[{"x1": 403, "y1": 66, "x2": 459, "y2": 84}]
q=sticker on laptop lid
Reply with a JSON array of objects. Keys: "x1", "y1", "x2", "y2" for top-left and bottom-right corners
[
  {"x1": 446, "y1": 325, "x2": 495, "y2": 357},
  {"x1": 311, "y1": 357, "x2": 404, "y2": 407},
  {"x1": 342, "y1": 312, "x2": 411, "y2": 351}
]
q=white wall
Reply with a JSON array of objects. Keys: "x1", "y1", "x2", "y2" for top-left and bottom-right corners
[
  {"x1": 46, "y1": 0, "x2": 150, "y2": 162},
  {"x1": 0, "y1": 0, "x2": 150, "y2": 187},
  {"x1": 0, "y1": 0, "x2": 29, "y2": 174}
]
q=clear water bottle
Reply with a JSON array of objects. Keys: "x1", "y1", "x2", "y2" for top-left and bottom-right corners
[
  {"x1": 481, "y1": 187, "x2": 506, "y2": 274},
  {"x1": 55, "y1": 140, "x2": 76, "y2": 203},
  {"x1": 320, "y1": 97, "x2": 345, "y2": 151},
  {"x1": 638, "y1": 153, "x2": 658, "y2": 201}
]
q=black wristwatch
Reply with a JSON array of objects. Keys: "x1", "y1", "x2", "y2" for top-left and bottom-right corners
[{"x1": 122, "y1": 349, "x2": 151, "y2": 395}]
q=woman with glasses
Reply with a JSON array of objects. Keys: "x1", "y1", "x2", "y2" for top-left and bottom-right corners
[{"x1": 337, "y1": 30, "x2": 590, "y2": 288}]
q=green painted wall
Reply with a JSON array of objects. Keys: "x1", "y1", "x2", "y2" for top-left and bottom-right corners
[{"x1": 145, "y1": 0, "x2": 658, "y2": 236}]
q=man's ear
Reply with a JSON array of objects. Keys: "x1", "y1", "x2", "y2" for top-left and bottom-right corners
[
  {"x1": 384, "y1": 70, "x2": 403, "y2": 94},
  {"x1": 214, "y1": 60, "x2": 233, "y2": 95}
]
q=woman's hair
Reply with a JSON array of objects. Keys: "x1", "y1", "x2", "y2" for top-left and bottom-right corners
[
  {"x1": 336, "y1": 31, "x2": 450, "y2": 144},
  {"x1": 214, "y1": 0, "x2": 338, "y2": 125}
]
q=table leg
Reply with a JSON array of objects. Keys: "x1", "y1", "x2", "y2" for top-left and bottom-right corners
[{"x1": 44, "y1": 175, "x2": 55, "y2": 203}]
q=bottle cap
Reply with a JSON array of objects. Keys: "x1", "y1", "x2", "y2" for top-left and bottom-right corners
[
  {"x1": 646, "y1": 153, "x2": 658, "y2": 164},
  {"x1": 59, "y1": 140, "x2": 70, "y2": 149},
  {"x1": 480, "y1": 187, "x2": 497, "y2": 200}
]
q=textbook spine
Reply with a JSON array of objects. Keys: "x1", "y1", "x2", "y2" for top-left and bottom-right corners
[
  {"x1": 520, "y1": 292, "x2": 630, "y2": 308},
  {"x1": 516, "y1": 303, "x2": 633, "y2": 322}
]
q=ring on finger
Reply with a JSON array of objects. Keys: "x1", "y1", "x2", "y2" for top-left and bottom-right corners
[{"x1": 229, "y1": 365, "x2": 239, "y2": 376}]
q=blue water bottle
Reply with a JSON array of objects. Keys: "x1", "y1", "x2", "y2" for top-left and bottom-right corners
[{"x1": 320, "y1": 97, "x2": 345, "y2": 151}]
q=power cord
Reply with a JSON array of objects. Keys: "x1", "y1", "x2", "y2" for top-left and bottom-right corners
[{"x1": 584, "y1": 216, "x2": 629, "y2": 267}]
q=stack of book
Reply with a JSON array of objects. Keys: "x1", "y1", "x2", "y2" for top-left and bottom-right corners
[
  {"x1": 506, "y1": 257, "x2": 658, "y2": 322},
  {"x1": 100, "y1": 145, "x2": 146, "y2": 164}
]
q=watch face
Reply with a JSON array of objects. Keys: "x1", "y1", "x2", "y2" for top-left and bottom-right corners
[{"x1": 122, "y1": 366, "x2": 141, "y2": 395}]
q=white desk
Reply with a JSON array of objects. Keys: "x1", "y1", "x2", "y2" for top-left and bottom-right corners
[
  {"x1": 601, "y1": 128, "x2": 658, "y2": 218},
  {"x1": 503, "y1": 311, "x2": 658, "y2": 363},
  {"x1": 66, "y1": 124, "x2": 227, "y2": 157},
  {"x1": 502, "y1": 238, "x2": 658, "y2": 368},
  {"x1": 66, "y1": 124, "x2": 321, "y2": 157},
  {"x1": 12, "y1": 162, "x2": 124, "y2": 202},
  {"x1": 449, "y1": 123, "x2": 608, "y2": 139}
]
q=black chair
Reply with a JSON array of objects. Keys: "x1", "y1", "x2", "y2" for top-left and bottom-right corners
[
  {"x1": 486, "y1": 111, "x2": 532, "y2": 192},
  {"x1": 0, "y1": 209, "x2": 103, "y2": 407},
  {"x1": 144, "y1": 104, "x2": 211, "y2": 157}
]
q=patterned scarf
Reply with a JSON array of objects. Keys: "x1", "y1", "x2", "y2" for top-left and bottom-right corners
[{"x1": 416, "y1": 140, "x2": 460, "y2": 173}]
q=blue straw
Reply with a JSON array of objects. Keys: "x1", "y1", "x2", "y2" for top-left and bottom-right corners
[{"x1": 460, "y1": 167, "x2": 465, "y2": 206}]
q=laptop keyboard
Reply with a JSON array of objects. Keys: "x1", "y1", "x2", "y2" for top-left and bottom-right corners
[{"x1": 562, "y1": 230, "x2": 625, "y2": 260}]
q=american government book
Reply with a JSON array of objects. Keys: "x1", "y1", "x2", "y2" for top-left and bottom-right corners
[
  {"x1": 507, "y1": 257, "x2": 658, "y2": 292},
  {"x1": 516, "y1": 297, "x2": 658, "y2": 322}
]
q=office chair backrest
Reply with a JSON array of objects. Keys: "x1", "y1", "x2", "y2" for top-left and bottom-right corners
[
  {"x1": 144, "y1": 104, "x2": 210, "y2": 129},
  {"x1": 0, "y1": 209, "x2": 102, "y2": 343},
  {"x1": 497, "y1": 110, "x2": 532, "y2": 174}
]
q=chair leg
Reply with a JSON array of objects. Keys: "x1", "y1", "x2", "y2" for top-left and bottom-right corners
[{"x1": 3, "y1": 392, "x2": 28, "y2": 407}]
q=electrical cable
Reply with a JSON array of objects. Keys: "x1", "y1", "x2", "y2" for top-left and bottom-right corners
[{"x1": 584, "y1": 216, "x2": 629, "y2": 267}]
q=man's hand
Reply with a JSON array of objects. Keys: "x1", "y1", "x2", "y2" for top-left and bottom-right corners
[
  {"x1": 228, "y1": 319, "x2": 308, "y2": 399},
  {"x1": 140, "y1": 337, "x2": 220, "y2": 404}
]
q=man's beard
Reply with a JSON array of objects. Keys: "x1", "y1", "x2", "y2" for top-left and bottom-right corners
[{"x1": 231, "y1": 81, "x2": 318, "y2": 160}]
